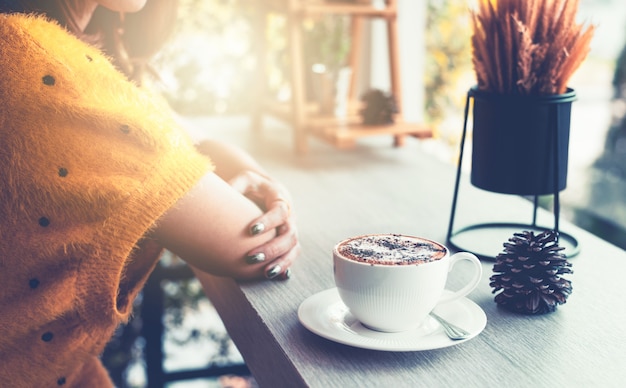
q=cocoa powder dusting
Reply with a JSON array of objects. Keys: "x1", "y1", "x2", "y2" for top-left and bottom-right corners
[{"x1": 337, "y1": 234, "x2": 446, "y2": 265}]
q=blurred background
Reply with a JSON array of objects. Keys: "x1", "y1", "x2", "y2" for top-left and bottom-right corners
[{"x1": 103, "y1": 0, "x2": 626, "y2": 386}]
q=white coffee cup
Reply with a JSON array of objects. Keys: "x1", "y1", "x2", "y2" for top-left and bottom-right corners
[{"x1": 333, "y1": 234, "x2": 482, "y2": 333}]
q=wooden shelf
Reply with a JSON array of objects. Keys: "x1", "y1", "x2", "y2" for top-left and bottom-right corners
[
  {"x1": 265, "y1": 0, "x2": 386, "y2": 15},
  {"x1": 265, "y1": 99, "x2": 432, "y2": 149},
  {"x1": 254, "y1": 0, "x2": 431, "y2": 154},
  {"x1": 308, "y1": 119, "x2": 432, "y2": 149}
]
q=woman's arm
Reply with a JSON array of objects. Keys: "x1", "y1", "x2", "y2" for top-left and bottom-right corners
[
  {"x1": 151, "y1": 171, "x2": 279, "y2": 280},
  {"x1": 193, "y1": 139, "x2": 301, "y2": 280}
]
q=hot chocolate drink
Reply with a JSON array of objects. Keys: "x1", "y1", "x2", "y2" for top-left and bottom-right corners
[{"x1": 336, "y1": 234, "x2": 446, "y2": 265}]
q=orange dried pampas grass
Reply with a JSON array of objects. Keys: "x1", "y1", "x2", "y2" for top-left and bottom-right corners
[{"x1": 471, "y1": 0, "x2": 595, "y2": 95}]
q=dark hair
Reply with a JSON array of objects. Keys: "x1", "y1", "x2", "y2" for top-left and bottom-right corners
[{"x1": 5, "y1": 0, "x2": 179, "y2": 81}]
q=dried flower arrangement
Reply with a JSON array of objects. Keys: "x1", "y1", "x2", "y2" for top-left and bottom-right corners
[{"x1": 471, "y1": 0, "x2": 595, "y2": 95}]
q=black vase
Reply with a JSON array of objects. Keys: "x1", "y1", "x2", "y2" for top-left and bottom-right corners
[{"x1": 470, "y1": 87, "x2": 576, "y2": 195}]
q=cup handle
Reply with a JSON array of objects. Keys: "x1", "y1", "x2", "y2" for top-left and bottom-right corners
[{"x1": 438, "y1": 252, "x2": 482, "y2": 304}]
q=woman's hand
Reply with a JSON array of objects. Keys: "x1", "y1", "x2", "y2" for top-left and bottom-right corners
[
  {"x1": 229, "y1": 171, "x2": 300, "y2": 280},
  {"x1": 189, "y1": 139, "x2": 300, "y2": 280}
]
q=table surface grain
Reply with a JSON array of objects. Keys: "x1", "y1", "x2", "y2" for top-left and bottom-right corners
[{"x1": 193, "y1": 132, "x2": 626, "y2": 388}]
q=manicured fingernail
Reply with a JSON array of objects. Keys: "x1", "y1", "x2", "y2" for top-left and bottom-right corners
[
  {"x1": 282, "y1": 268, "x2": 292, "y2": 280},
  {"x1": 266, "y1": 264, "x2": 282, "y2": 279},
  {"x1": 250, "y1": 223, "x2": 265, "y2": 235},
  {"x1": 245, "y1": 252, "x2": 266, "y2": 264}
]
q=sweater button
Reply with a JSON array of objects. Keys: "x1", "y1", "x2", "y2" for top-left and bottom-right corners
[
  {"x1": 42, "y1": 75, "x2": 55, "y2": 86},
  {"x1": 29, "y1": 278, "x2": 40, "y2": 289}
]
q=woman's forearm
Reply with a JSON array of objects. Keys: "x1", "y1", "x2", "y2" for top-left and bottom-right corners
[{"x1": 152, "y1": 172, "x2": 277, "y2": 279}]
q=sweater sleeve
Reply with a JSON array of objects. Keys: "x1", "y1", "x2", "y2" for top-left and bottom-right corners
[{"x1": 0, "y1": 13, "x2": 213, "y2": 387}]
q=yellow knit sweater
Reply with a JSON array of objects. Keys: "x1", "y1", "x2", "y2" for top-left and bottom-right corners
[{"x1": 0, "y1": 14, "x2": 212, "y2": 387}]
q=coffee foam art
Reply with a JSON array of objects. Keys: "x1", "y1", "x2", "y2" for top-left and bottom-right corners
[{"x1": 337, "y1": 234, "x2": 447, "y2": 265}]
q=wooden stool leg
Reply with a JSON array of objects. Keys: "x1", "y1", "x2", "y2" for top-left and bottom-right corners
[
  {"x1": 251, "y1": 5, "x2": 267, "y2": 133},
  {"x1": 348, "y1": 15, "x2": 364, "y2": 102},
  {"x1": 385, "y1": 0, "x2": 404, "y2": 147},
  {"x1": 386, "y1": 0, "x2": 402, "y2": 110},
  {"x1": 287, "y1": 3, "x2": 308, "y2": 154}
]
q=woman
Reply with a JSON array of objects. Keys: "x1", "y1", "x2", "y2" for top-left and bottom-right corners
[{"x1": 0, "y1": 1, "x2": 300, "y2": 386}]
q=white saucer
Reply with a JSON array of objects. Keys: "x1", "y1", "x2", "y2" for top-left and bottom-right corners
[{"x1": 298, "y1": 288, "x2": 487, "y2": 352}]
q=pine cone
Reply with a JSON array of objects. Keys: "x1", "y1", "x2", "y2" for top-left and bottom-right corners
[
  {"x1": 359, "y1": 89, "x2": 398, "y2": 125},
  {"x1": 490, "y1": 230, "x2": 573, "y2": 314}
]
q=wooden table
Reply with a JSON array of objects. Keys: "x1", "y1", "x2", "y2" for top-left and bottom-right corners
[{"x1": 193, "y1": 132, "x2": 626, "y2": 387}]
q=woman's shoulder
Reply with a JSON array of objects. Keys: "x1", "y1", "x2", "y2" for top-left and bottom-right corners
[
  {"x1": 0, "y1": 13, "x2": 120, "y2": 118},
  {"x1": 0, "y1": 13, "x2": 93, "y2": 68},
  {"x1": 1, "y1": 11, "x2": 126, "y2": 85},
  {"x1": 1, "y1": 11, "x2": 59, "y2": 31},
  {"x1": 1, "y1": 12, "x2": 142, "y2": 112}
]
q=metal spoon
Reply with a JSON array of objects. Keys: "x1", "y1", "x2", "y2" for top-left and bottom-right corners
[{"x1": 430, "y1": 312, "x2": 471, "y2": 340}]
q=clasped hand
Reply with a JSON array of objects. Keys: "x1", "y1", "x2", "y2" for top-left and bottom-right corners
[{"x1": 229, "y1": 171, "x2": 300, "y2": 280}]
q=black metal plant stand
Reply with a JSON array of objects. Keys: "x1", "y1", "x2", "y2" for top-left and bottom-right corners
[{"x1": 446, "y1": 88, "x2": 580, "y2": 260}]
